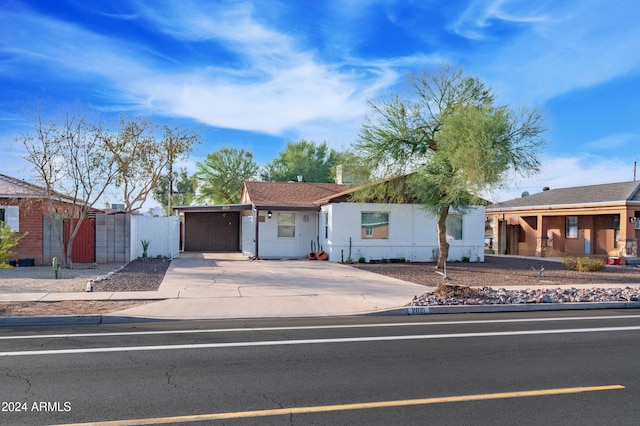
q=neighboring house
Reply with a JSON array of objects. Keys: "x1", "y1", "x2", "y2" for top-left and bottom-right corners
[
  {"x1": 486, "y1": 181, "x2": 640, "y2": 262},
  {"x1": 174, "y1": 179, "x2": 486, "y2": 263},
  {"x1": 0, "y1": 173, "x2": 179, "y2": 266},
  {"x1": 0, "y1": 173, "x2": 80, "y2": 265}
]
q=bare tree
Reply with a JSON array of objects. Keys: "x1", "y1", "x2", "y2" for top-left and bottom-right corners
[
  {"x1": 18, "y1": 112, "x2": 117, "y2": 268},
  {"x1": 105, "y1": 118, "x2": 199, "y2": 213}
]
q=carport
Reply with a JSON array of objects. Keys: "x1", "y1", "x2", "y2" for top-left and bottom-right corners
[{"x1": 173, "y1": 204, "x2": 252, "y2": 252}]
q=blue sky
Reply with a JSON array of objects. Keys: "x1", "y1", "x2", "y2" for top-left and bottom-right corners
[{"x1": 2, "y1": 0, "x2": 640, "y2": 208}]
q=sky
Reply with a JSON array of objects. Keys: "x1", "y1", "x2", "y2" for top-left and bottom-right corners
[{"x1": 2, "y1": 0, "x2": 640, "y2": 210}]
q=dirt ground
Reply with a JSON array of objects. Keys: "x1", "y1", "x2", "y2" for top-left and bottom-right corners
[
  {"x1": 0, "y1": 258, "x2": 169, "y2": 317},
  {"x1": 2, "y1": 256, "x2": 640, "y2": 317}
]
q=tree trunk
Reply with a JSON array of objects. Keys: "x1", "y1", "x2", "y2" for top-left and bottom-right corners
[{"x1": 436, "y1": 206, "x2": 450, "y2": 269}]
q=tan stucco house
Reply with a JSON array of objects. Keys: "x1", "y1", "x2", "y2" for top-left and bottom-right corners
[{"x1": 486, "y1": 181, "x2": 640, "y2": 263}]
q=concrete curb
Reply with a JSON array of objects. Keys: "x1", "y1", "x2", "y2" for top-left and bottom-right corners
[
  {"x1": 405, "y1": 301, "x2": 640, "y2": 315},
  {"x1": 0, "y1": 315, "x2": 170, "y2": 327},
  {"x1": 2, "y1": 301, "x2": 640, "y2": 327}
]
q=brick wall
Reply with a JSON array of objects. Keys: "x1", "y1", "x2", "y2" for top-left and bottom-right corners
[{"x1": 1, "y1": 198, "x2": 76, "y2": 265}]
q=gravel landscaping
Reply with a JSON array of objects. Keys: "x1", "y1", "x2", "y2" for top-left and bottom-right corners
[
  {"x1": 352, "y1": 255, "x2": 640, "y2": 306},
  {"x1": 0, "y1": 258, "x2": 169, "y2": 316},
  {"x1": 2, "y1": 255, "x2": 640, "y2": 316}
]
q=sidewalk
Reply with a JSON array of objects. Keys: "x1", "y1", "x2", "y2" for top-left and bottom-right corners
[{"x1": 1, "y1": 253, "x2": 639, "y2": 325}]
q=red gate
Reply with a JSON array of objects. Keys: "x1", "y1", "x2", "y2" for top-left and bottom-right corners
[{"x1": 64, "y1": 219, "x2": 96, "y2": 263}]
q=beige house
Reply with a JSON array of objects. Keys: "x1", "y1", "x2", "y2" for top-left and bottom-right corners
[{"x1": 487, "y1": 181, "x2": 640, "y2": 263}]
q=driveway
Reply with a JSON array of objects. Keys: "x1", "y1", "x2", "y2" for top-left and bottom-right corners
[{"x1": 109, "y1": 252, "x2": 433, "y2": 320}]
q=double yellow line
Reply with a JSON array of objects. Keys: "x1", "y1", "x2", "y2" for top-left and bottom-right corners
[{"x1": 55, "y1": 385, "x2": 624, "y2": 425}]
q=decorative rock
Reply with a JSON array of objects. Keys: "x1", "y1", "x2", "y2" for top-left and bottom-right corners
[{"x1": 410, "y1": 286, "x2": 640, "y2": 306}]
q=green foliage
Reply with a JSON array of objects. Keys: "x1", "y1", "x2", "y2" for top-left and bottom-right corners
[
  {"x1": 562, "y1": 257, "x2": 605, "y2": 272},
  {"x1": 261, "y1": 140, "x2": 339, "y2": 183},
  {"x1": 153, "y1": 168, "x2": 196, "y2": 214},
  {"x1": 195, "y1": 147, "x2": 258, "y2": 204},
  {"x1": 356, "y1": 65, "x2": 545, "y2": 268},
  {"x1": 52, "y1": 256, "x2": 61, "y2": 279},
  {"x1": 0, "y1": 222, "x2": 28, "y2": 264}
]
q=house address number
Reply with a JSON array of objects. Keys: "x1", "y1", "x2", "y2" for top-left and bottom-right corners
[{"x1": 407, "y1": 306, "x2": 430, "y2": 315}]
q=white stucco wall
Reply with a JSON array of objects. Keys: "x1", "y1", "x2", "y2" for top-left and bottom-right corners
[
  {"x1": 130, "y1": 215, "x2": 180, "y2": 261},
  {"x1": 254, "y1": 210, "x2": 319, "y2": 259},
  {"x1": 320, "y1": 203, "x2": 485, "y2": 263}
]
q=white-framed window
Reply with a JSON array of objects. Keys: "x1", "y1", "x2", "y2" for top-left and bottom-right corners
[
  {"x1": 361, "y1": 212, "x2": 389, "y2": 239},
  {"x1": 634, "y1": 213, "x2": 640, "y2": 230},
  {"x1": 324, "y1": 211, "x2": 329, "y2": 239},
  {"x1": 0, "y1": 206, "x2": 19, "y2": 231},
  {"x1": 277, "y1": 212, "x2": 295, "y2": 238},
  {"x1": 566, "y1": 216, "x2": 578, "y2": 239},
  {"x1": 446, "y1": 214, "x2": 463, "y2": 240}
]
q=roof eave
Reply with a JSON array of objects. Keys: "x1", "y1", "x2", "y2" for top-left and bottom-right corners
[{"x1": 487, "y1": 199, "x2": 640, "y2": 213}]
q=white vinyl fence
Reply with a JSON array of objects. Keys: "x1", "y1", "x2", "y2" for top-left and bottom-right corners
[{"x1": 130, "y1": 215, "x2": 180, "y2": 261}]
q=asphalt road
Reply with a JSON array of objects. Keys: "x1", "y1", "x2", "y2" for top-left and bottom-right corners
[{"x1": 1, "y1": 311, "x2": 639, "y2": 425}]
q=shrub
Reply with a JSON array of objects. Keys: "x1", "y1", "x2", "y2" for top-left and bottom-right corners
[
  {"x1": 562, "y1": 257, "x2": 577, "y2": 271},
  {"x1": 576, "y1": 257, "x2": 605, "y2": 272},
  {"x1": 0, "y1": 222, "x2": 28, "y2": 264},
  {"x1": 562, "y1": 256, "x2": 605, "y2": 272}
]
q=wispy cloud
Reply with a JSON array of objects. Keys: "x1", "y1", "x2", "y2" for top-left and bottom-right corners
[
  {"x1": 581, "y1": 133, "x2": 639, "y2": 150},
  {"x1": 0, "y1": 1, "x2": 407, "y2": 137},
  {"x1": 486, "y1": 153, "x2": 637, "y2": 202},
  {"x1": 452, "y1": 1, "x2": 640, "y2": 105}
]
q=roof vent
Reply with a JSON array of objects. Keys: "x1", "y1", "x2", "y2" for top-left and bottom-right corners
[
  {"x1": 542, "y1": 187, "x2": 550, "y2": 191},
  {"x1": 521, "y1": 191, "x2": 529, "y2": 197}
]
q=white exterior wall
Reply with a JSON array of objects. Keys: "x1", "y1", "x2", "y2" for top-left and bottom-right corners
[
  {"x1": 320, "y1": 203, "x2": 485, "y2": 263},
  {"x1": 130, "y1": 215, "x2": 180, "y2": 261},
  {"x1": 255, "y1": 210, "x2": 319, "y2": 259}
]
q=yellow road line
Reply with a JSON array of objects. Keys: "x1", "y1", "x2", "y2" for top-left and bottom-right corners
[{"x1": 53, "y1": 384, "x2": 624, "y2": 426}]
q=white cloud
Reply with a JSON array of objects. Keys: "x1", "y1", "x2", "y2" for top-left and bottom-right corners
[
  {"x1": 485, "y1": 153, "x2": 637, "y2": 203},
  {"x1": 450, "y1": 0, "x2": 550, "y2": 40},
  {"x1": 453, "y1": 1, "x2": 640, "y2": 105},
  {"x1": 0, "y1": 3, "x2": 408, "y2": 138},
  {"x1": 581, "y1": 133, "x2": 639, "y2": 150}
]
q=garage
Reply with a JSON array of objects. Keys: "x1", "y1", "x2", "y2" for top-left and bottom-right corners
[{"x1": 175, "y1": 205, "x2": 252, "y2": 252}]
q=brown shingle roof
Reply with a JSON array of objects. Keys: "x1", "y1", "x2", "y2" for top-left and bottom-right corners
[
  {"x1": 489, "y1": 181, "x2": 640, "y2": 211},
  {"x1": 243, "y1": 181, "x2": 350, "y2": 209}
]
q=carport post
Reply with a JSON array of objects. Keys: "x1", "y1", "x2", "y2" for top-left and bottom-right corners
[{"x1": 254, "y1": 207, "x2": 260, "y2": 259}]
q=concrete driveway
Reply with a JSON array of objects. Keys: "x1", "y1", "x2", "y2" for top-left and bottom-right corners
[{"x1": 109, "y1": 252, "x2": 433, "y2": 320}]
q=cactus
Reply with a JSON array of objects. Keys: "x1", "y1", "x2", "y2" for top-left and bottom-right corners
[{"x1": 52, "y1": 256, "x2": 61, "y2": 279}]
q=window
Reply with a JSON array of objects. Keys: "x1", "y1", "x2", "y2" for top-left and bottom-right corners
[
  {"x1": 635, "y1": 212, "x2": 640, "y2": 230},
  {"x1": 324, "y1": 211, "x2": 329, "y2": 239},
  {"x1": 277, "y1": 213, "x2": 295, "y2": 238},
  {"x1": 361, "y1": 212, "x2": 389, "y2": 239},
  {"x1": 446, "y1": 214, "x2": 463, "y2": 240},
  {"x1": 566, "y1": 216, "x2": 578, "y2": 239},
  {"x1": 0, "y1": 206, "x2": 19, "y2": 231}
]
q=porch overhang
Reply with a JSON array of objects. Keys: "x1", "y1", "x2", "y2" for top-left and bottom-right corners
[{"x1": 173, "y1": 204, "x2": 253, "y2": 214}]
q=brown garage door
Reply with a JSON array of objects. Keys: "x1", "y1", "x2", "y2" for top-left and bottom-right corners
[{"x1": 184, "y1": 212, "x2": 240, "y2": 251}]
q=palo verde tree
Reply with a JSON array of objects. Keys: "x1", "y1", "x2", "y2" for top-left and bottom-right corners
[
  {"x1": 357, "y1": 65, "x2": 545, "y2": 270},
  {"x1": 105, "y1": 118, "x2": 199, "y2": 213},
  {"x1": 17, "y1": 112, "x2": 118, "y2": 268},
  {"x1": 195, "y1": 147, "x2": 259, "y2": 204}
]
